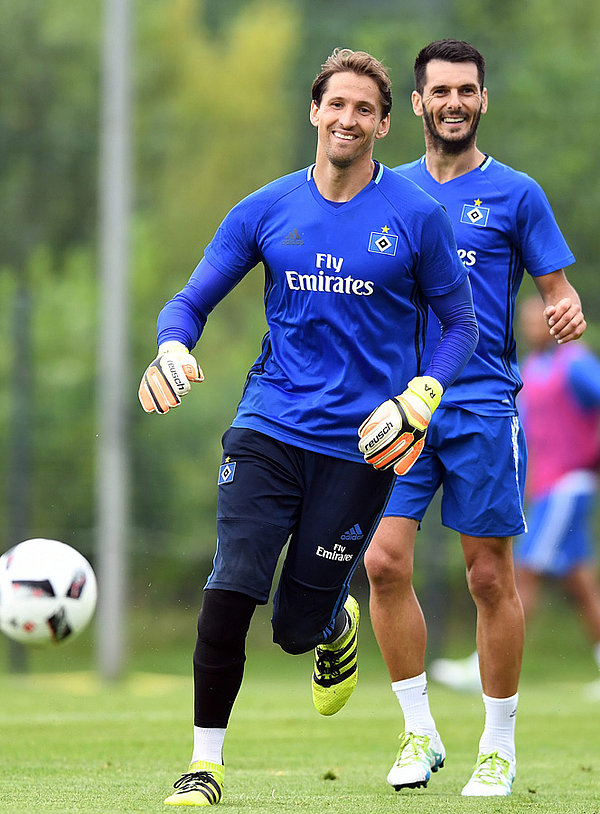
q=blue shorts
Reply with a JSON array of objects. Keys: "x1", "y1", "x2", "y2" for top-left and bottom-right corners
[
  {"x1": 206, "y1": 427, "x2": 395, "y2": 648},
  {"x1": 383, "y1": 406, "x2": 527, "y2": 537},
  {"x1": 515, "y1": 471, "x2": 598, "y2": 577}
]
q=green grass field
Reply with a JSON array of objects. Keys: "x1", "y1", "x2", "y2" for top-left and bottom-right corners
[{"x1": 1, "y1": 599, "x2": 600, "y2": 813}]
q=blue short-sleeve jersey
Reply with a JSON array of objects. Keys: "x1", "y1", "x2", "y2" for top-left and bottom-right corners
[
  {"x1": 395, "y1": 156, "x2": 575, "y2": 415},
  {"x1": 166, "y1": 163, "x2": 470, "y2": 463}
]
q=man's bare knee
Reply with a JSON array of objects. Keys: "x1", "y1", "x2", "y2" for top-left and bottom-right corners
[
  {"x1": 466, "y1": 562, "x2": 505, "y2": 605},
  {"x1": 365, "y1": 544, "x2": 412, "y2": 587},
  {"x1": 365, "y1": 518, "x2": 416, "y2": 588}
]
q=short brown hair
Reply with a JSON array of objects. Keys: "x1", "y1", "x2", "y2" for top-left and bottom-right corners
[
  {"x1": 311, "y1": 47, "x2": 392, "y2": 119},
  {"x1": 414, "y1": 39, "x2": 486, "y2": 95}
]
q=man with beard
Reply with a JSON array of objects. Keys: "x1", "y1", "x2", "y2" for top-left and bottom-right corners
[{"x1": 364, "y1": 39, "x2": 586, "y2": 797}]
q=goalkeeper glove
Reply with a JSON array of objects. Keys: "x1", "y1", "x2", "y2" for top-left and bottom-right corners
[
  {"x1": 358, "y1": 376, "x2": 443, "y2": 476},
  {"x1": 138, "y1": 341, "x2": 204, "y2": 414}
]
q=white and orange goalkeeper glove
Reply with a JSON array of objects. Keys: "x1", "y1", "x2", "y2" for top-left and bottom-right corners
[
  {"x1": 358, "y1": 376, "x2": 443, "y2": 476},
  {"x1": 138, "y1": 341, "x2": 204, "y2": 414}
]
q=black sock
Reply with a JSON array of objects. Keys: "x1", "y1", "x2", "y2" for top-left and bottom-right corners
[{"x1": 326, "y1": 608, "x2": 350, "y2": 643}]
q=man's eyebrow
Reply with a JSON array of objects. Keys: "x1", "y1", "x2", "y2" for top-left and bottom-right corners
[
  {"x1": 429, "y1": 81, "x2": 479, "y2": 91},
  {"x1": 328, "y1": 95, "x2": 377, "y2": 107}
]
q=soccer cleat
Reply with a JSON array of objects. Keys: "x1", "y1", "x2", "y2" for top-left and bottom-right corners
[
  {"x1": 312, "y1": 594, "x2": 359, "y2": 715},
  {"x1": 386, "y1": 731, "x2": 446, "y2": 790},
  {"x1": 461, "y1": 751, "x2": 515, "y2": 796},
  {"x1": 164, "y1": 760, "x2": 224, "y2": 806},
  {"x1": 584, "y1": 677, "x2": 600, "y2": 701},
  {"x1": 428, "y1": 651, "x2": 482, "y2": 693}
]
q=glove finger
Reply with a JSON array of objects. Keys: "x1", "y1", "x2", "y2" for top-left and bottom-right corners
[
  {"x1": 182, "y1": 361, "x2": 204, "y2": 383},
  {"x1": 396, "y1": 394, "x2": 429, "y2": 431},
  {"x1": 364, "y1": 432, "x2": 415, "y2": 469},
  {"x1": 138, "y1": 378, "x2": 157, "y2": 413},
  {"x1": 358, "y1": 407, "x2": 378, "y2": 437},
  {"x1": 393, "y1": 438, "x2": 425, "y2": 476},
  {"x1": 143, "y1": 366, "x2": 181, "y2": 413}
]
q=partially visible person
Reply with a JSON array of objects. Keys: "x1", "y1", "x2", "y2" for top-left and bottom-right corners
[
  {"x1": 431, "y1": 297, "x2": 600, "y2": 700},
  {"x1": 517, "y1": 296, "x2": 600, "y2": 698},
  {"x1": 365, "y1": 39, "x2": 586, "y2": 799},
  {"x1": 138, "y1": 47, "x2": 478, "y2": 808}
]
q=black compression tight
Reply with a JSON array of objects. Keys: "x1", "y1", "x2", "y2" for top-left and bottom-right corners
[{"x1": 193, "y1": 588, "x2": 257, "y2": 728}]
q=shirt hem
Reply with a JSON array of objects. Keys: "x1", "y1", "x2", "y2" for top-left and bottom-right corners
[{"x1": 231, "y1": 415, "x2": 365, "y2": 464}]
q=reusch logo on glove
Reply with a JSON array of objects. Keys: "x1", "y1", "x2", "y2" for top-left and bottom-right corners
[
  {"x1": 363, "y1": 420, "x2": 394, "y2": 451},
  {"x1": 167, "y1": 359, "x2": 187, "y2": 394}
]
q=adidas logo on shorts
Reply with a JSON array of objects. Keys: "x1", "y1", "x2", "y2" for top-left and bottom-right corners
[{"x1": 340, "y1": 524, "x2": 363, "y2": 541}]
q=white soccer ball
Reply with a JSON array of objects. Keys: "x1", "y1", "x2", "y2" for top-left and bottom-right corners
[{"x1": 0, "y1": 538, "x2": 97, "y2": 646}]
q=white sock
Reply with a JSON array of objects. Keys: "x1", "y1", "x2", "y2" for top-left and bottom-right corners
[
  {"x1": 391, "y1": 671, "x2": 437, "y2": 736},
  {"x1": 191, "y1": 726, "x2": 226, "y2": 765},
  {"x1": 593, "y1": 641, "x2": 600, "y2": 672},
  {"x1": 478, "y1": 692, "x2": 518, "y2": 764}
]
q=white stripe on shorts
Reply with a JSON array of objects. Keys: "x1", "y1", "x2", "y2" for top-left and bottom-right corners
[{"x1": 511, "y1": 416, "x2": 527, "y2": 533}]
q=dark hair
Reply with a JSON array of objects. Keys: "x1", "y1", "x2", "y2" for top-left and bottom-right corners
[
  {"x1": 414, "y1": 39, "x2": 486, "y2": 95},
  {"x1": 312, "y1": 47, "x2": 392, "y2": 119}
]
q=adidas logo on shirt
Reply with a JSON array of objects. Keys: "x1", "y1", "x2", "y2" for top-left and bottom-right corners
[
  {"x1": 282, "y1": 228, "x2": 304, "y2": 245},
  {"x1": 340, "y1": 524, "x2": 363, "y2": 541}
]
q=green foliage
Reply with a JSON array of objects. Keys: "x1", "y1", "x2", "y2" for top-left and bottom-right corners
[
  {"x1": 137, "y1": 0, "x2": 300, "y2": 273},
  {"x1": 3, "y1": 0, "x2": 600, "y2": 602},
  {"x1": 21, "y1": 245, "x2": 97, "y2": 558},
  {"x1": 0, "y1": 0, "x2": 100, "y2": 265}
]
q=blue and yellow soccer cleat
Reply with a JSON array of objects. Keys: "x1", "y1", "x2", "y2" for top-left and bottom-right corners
[
  {"x1": 312, "y1": 594, "x2": 360, "y2": 716},
  {"x1": 387, "y1": 731, "x2": 446, "y2": 790},
  {"x1": 164, "y1": 760, "x2": 224, "y2": 806},
  {"x1": 461, "y1": 752, "x2": 515, "y2": 796}
]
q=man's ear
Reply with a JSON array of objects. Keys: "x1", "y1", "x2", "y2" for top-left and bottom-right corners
[
  {"x1": 375, "y1": 114, "x2": 391, "y2": 140},
  {"x1": 411, "y1": 90, "x2": 423, "y2": 117},
  {"x1": 309, "y1": 100, "x2": 319, "y2": 128}
]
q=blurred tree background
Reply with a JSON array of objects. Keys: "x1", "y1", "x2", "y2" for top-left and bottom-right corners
[{"x1": 2, "y1": 0, "x2": 600, "y2": 646}]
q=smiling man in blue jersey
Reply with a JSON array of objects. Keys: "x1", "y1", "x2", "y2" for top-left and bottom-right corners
[
  {"x1": 138, "y1": 48, "x2": 478, "y2": 807},
  {"x1": 365, "y1": 39, "x2": 586, "y2": 797}
]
